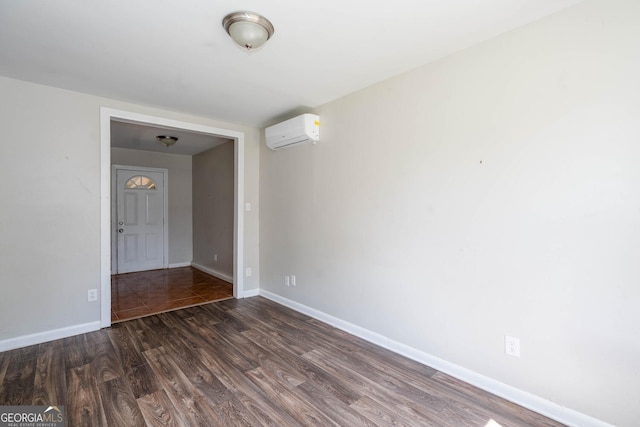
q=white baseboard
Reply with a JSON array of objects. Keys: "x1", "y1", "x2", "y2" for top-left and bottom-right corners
[
  {"x1": 258, "y1": 290, "x2": 611, "y2": 427},
  {"x1": 243, "y1": 288, "x2": 260, "y2": 298},
  {"x1": 0, "y1": 321, "x2": 101, "y2": 352},
  {"x1": 191, "y1": 262, "x2": 233, "y2": 283},
  {"x1": 169, "y1": 261, "x2": 192, "y2": 268}
]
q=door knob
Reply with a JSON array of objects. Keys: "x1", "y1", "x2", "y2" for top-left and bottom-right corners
[
  {"x1": 118, "y1": 221, "x2": 124, "y2": 226},
  {"x1": 118, "y1": 228, "x2": 124, "y2": 233}
]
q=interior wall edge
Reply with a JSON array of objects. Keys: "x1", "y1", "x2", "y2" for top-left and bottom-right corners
[
  {"x1": 243, "y1": 289, "x2": 260, "y2": 298},
  {"x1": 191, "y1": 262, "x2": 233, "y2": 284},
  {"x1": 168, "y1": 262, "x2": 193, "y2": 269}
]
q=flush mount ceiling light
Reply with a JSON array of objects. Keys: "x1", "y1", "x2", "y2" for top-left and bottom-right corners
[
  {"x1": 156, "y1": 135, "x2": 178, "y2": 147},
  {"x1": 222, "y1": 11, "x2": 274, "y2": 50}
]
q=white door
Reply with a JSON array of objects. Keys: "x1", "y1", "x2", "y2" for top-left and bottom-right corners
[{"x1": 116, "y1": 169, "x2": 166, "y2": 273}]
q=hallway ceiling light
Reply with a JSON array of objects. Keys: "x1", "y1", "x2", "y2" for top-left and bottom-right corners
[
  {"x1": 156, "y1": 135, "x2": 178, "y2": 147},
  {"x1": 222, "y1": 11, "x2": 274, "y2": 50}
]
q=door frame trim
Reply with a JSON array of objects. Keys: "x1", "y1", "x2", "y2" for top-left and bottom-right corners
[
  {"x1": 111, "y1": 165, "x2": 169, "y2": 274},
  {"x1": 100, "y1": 107, "x2": 245, "y2": 328}
]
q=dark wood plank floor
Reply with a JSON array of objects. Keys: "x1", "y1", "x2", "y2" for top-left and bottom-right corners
[
  {"x1": 0, "y1": 297, "x2": 565, "y2": 426},
  {"x1": 112, "y1": 267, "x2": 233, "y2": 322}
]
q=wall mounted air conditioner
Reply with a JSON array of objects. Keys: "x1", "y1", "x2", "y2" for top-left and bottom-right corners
[{"x1": 265, "y1": 113, "x2": 320, "y2": 151}]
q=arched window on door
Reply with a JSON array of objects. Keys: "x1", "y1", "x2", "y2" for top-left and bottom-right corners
[{"x1": 124, "y1": 175, "x2": 157, "y2": 190}]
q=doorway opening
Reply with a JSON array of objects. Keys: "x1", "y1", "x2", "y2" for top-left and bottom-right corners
[{"x1": 100, "y1": 108, "x2": 245, "y2": 328}]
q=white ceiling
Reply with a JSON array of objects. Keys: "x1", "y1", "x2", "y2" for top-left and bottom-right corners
[
  {"x1": 0, "y1": 0, "x2": 583, "y2": 128},
  {"x1": 111, "y1": 120, "x2": 232, "y2": 156}
]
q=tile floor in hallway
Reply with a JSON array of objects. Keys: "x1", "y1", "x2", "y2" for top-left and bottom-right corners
[{"x1": 111, "y1": 266, "x2": 233, "y2": 322}]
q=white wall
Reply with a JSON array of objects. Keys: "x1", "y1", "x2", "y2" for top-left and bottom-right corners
[
  {"x1": 259, "y1": 1, "x2": 640, "y2": 425},
  {"x1": 111, "y1": 147, "x2": 193, "y2": 266},
  {"x1": 0, "y1": 75, "x2": 260, "y2": 342},
  {"x1": 193, "y1": 142, "x2": 235, "y2": 279}
]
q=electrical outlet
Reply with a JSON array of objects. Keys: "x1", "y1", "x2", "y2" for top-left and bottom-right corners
[
  {"x1": 285, "y1": 275, "x2": 290, "y2": 286},
  {"x1": 245, "y1": 267, "x2": 252, "y2": 277},
  {"x1": 214, "y1": 254, "x2": 218, "y2": 262},
  {"x1": 291, "y1": 275, "x2": 296, "y2": 286},
  {"x1": 505, "y1": 335, "x2": 520, "y2": 357},
  {"x1": 87, "y1": 289, "x2": 98, "y2": 302}
]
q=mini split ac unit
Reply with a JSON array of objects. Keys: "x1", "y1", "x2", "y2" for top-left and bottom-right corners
[{"x1": 265, "y1": 113, "x2": 320, "y2": 150}]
